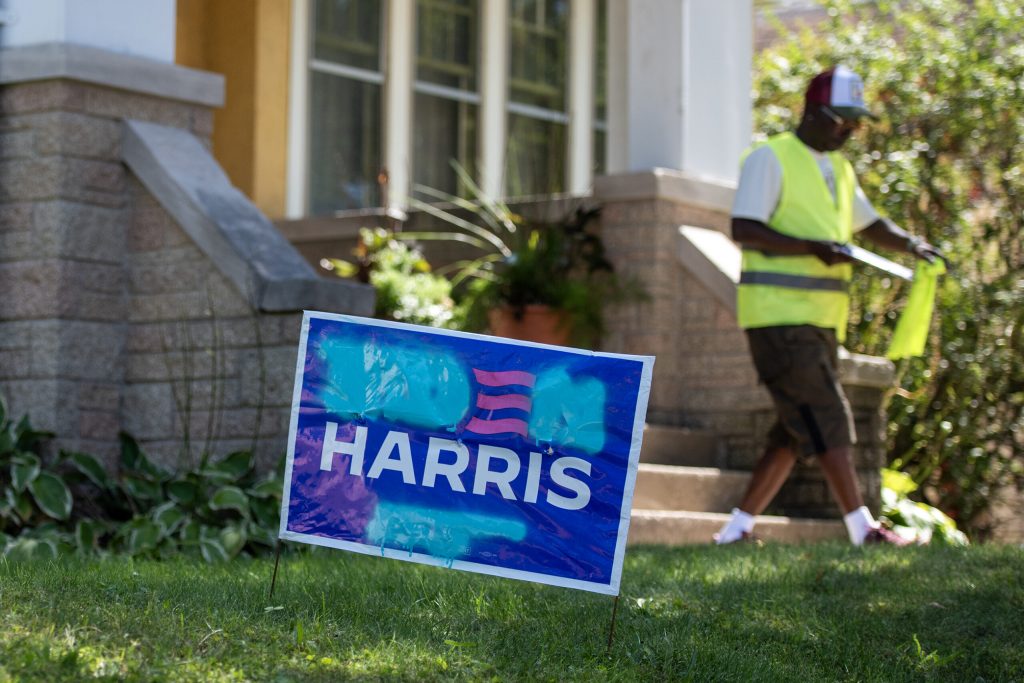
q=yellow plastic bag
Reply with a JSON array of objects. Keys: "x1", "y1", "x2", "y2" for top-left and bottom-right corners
[{"x1": 887, "y1": 259, "x2": 946, "y2": 360}]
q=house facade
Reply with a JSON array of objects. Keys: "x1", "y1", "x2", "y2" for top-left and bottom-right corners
[{"x1": 0, "y1": 0, "x2": 895, "y2": 536}]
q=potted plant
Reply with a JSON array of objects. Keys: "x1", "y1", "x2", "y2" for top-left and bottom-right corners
[{"x1": 393, "y1": 165, "x2": 645, "y2": 348}]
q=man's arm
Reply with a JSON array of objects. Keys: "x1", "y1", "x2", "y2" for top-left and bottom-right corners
[
  {"x1": 859, "y1": 218, "x2": 945, "y2": 263},
  {"x1": 732, "y1": 217, "x2": 853, "y2": 266}
]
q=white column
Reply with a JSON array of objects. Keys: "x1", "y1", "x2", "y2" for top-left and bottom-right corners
[
  {"x1": 567, "y1": 0, "x2": 596, "y2": 195},
  {"x1": 1, "y1": 0, "x2": 176, "y2": 62},
  {"x1": 384, "y1": 0, "x2": 416, "y2": 210},
  {"x1": 605, "y1": 0, "x2": 752, "y2": 184},
  {"x1": 479, "y1": 0, "x2": 509, "y2": 199},
  {"x1": 285, "y1": 0, "x2": 311, "y2": 219},
  {"x1": 681, "y1": 0, "x2": 753, "y2": 184}
]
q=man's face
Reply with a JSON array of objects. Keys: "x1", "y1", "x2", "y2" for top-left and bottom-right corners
[{"x1": 818, "y1": 105, "x2": 862, "y2": 150}]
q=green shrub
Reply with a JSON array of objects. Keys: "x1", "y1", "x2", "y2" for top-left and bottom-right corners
[
  {"x1": 757, "y1": 0, "x2": 1023, "y2": 537},
  {"x1": 0, "y1": 395, "x2": 282, "y2": 561}
]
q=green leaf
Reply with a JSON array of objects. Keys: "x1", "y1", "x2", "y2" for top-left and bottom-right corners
[
  {"x1": 64, "y1": 451, "x2": 110, "y2": 489},
  {"x1": 249, "y1": 497, "x2": 280, "y2": 528},
  {"x1": 75, "y1": 520, "x2": 102, "y2": 553},
  {"x1": 248, "y1": 477, "x2": 282, "y2": 499},
  {"x1": 150, "y1": 501, "x2": 185, "y2": 535},
  {"x1": 209, "y1": 486, "x2": 250, "y2": 517},
  {"x1": 126, "y1": 519, "x2": 161, "y2": 554},
  {"x1": 13, "y1": 490, "x2": 34, "y2": 523},
  {"x1": 11, "y1": 452, "x2": 41, "y2": 492},
  {"x1": 121, "y1": 476, "x2": 162, "y2": 502},
  {"x1": 119, "y1": 432, "x2": 169, "y2": 480},
  {"x1": 199, "y1": 537, "x2": 229, "y2": 563},
  {"x1": 179, "y1": 519, "x2": 201, "y2": 545},
  {"x1": 246, "y1": 521, "x2": 277, "y2": 548},
  {"x1": 27, "y1": 472, "x2": 72, "y2": 520},
  {"x1": 167, "y1": 479, "x2": 199, "y2": 506},
  {"x1": 207, "y1": 451, "x2": 254, "y2": 480},
  {"x1": 3, "y1": 536, "x2": 58, "y2": 561},
  {"x1": 219, "y1": 524, "x2": 247, "y2": 558}
]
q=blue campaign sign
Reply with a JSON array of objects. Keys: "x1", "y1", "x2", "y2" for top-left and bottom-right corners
[{"x1": 279, "y1": 311, "x2": 654, "y2": 595}]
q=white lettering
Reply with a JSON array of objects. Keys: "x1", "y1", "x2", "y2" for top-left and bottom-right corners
[
  {"x1": 546, "y1": 457, "x2": 592, "y2": 510},
  {"x1": 524, "y1": 451, "x2": 542, "y2": 503},
  {"x1": 320, "y1": 422, "x2": 368, "y2": 475},
  {"x1": 367, "y1": 430, "x2": 416, "y2": 484},
  {"x1": 472, "y1": 444, "x2": 521, "y2": 500},
  {"x1": 423, "y1": 438, "x2": 469, "y2": 492}
]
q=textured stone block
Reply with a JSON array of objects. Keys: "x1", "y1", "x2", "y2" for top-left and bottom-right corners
[
  {"x1": 0, "y1": 202, "x2": 33, "y2": 232},
  {"x1": 122, "y1": 382, "x2": 175, "y2": 439},
  {"x1": 128, "y1": 247, "x2": 211, "y2": 295},
  {"x1": 30, "y1": 111, "x2": 121, "y2": 160},
  {"x1": 0, "y1": 81, "x2": 84, "y2": 115},
  {"x1": 239, "y1": 345, "x2": 300, "y2": 407},
  {"x1": 128, "y1": 291, "x2": 211, "y2": 322},
  {"x1": 77, "y1": 382, "x2": 120, "y2": 410},
  {"x1": 125, "y1": 347, "x2": 240, "y2": 383},
  {"x1": 0, "y1": 260, "x2": 60, "y2": 318},
  {"x1": 78, "y1": 409, "x2": 119, "y2": 440},
  {"x1": 33, "y1": 201, "x2": 125, "y2": 261},
  {"x1": 0, "y1": 130, "x2": 35, "y2": 159}
]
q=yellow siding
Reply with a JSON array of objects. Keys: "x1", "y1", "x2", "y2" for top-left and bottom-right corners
[{"x1": 175, "y1": 0, "x2": 291, "y2": 219}]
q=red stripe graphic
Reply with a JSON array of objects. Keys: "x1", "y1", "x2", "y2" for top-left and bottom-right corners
[
  {"x1": 473, "y1": 369, "x2": 536, "y2": 388},
  {"x1": 465, "y1": 417, "x2": 529, "y2": 437},
  {"x1": 476, "y1": 393, "x2": 532, "y2": 412}
]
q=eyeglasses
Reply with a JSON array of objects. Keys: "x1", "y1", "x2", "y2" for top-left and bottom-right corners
[{"x1": 821, "y1": 106, "x2": 861, "y2": 132}]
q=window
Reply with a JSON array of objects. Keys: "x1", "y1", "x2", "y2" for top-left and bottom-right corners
[
  {"x1": 308, "y1": 0, "x2": 383, "y2": 213},
  {"x1": 413, "y1": 0, "x2": 480, "y2": 197},
  {"x1": 293, "y1": 0, "x2": 605, "y2": 216},
  {"x1": 506, "y1": 0, "x2": 569, "y2": 197}
]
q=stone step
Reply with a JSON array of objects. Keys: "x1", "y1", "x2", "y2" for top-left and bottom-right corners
[
  {"x1": 626, "y1": 510, "x2": 846, "y2": 546},
  {"x1": 632, "y1": 463, "x2": 749, "y2": 513},
  {"x1": 641, "y1": 424, "x2": 723, "y2": 468}
]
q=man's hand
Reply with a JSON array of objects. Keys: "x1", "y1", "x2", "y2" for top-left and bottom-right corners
[
  {"x1": 907, "y1": 236, "x2": 946, "y2": 265},
  {"x1": 807, "y1": 240, "x2": 854, "y2": 266}
]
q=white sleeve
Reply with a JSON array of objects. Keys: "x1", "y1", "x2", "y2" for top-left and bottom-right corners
[
  {"x1": 730, "y1": 145, "x2": 783, "y2": 223},
  {"x1": 851, "y1": 180, "x2": 881, "y2": 232}
]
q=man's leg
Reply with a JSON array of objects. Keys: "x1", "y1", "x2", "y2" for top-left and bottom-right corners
[
  {"x1": 819, "y1": 444, "x2": 901, "y2": 544},
  {"x1": 715, "y1": 444, "x2": 797, "y2": 544}
]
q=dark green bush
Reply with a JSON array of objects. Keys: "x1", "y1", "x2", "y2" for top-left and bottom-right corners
[
  {"x1": 0, "y1": 394, "x2": 282, "y2": 561},
  {"x1": 756, "y1": 0, "x2": 1023, "y2": 536}
]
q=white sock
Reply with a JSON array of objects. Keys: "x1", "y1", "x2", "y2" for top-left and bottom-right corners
[
  {"x1": 715, "y1": 508, "x2": 755, "y2": 544},
  {"x1": 844, "y1": 506, "x2": 878, "y2": 546}
]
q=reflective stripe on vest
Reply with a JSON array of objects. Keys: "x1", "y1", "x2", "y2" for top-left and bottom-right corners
[
  {"x1": 739, "y1": 271, "x2": 848, "y2": 292},
  {"x1": 737, "y1": 132, "x2": 856, "y2": 337}
]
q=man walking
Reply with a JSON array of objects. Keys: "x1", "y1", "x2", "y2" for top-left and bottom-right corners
[{"x1": 716, "y1": 66, "x2": 942, "y2": 546}]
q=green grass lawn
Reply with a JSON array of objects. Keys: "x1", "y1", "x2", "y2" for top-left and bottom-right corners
[{"x1": 1, "y1": 543, "x2": 1021, "y2": 682}]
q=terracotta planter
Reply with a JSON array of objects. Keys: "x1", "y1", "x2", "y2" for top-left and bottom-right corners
[{"x1": 487, "y1": 305, "x2": 571, "y2": 346}]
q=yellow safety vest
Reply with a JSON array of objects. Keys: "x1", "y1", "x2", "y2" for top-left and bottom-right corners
[{"x1": 737, "y1": 132, "x2": 855, "y2": 339}]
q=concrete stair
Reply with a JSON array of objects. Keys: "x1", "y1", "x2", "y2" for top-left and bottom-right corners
[{"x1": 627, "y1": 425, "x2": 845, "y2": 545}]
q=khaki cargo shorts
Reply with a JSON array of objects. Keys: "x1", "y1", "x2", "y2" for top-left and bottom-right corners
[{"x1": 745, "y1": 325, "x2": 856, "y2": 458}]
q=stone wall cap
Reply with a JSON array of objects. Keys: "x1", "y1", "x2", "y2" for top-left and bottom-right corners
[
  {"x1": 594, "y1": 168, "x2": 736, "y2": 213},
  {"x1": 122, "y1": 119, "x2": 374, "y2": 316},
  {"x1": 0, "y1": 42, "x2": 224, "y2": 107},
  {"x1": 838, "y1": 347, "x2": 896, "y2": 388}
]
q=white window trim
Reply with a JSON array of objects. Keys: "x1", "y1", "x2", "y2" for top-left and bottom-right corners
[
  {"x1": 285, "y1": 0, "x2": 311, "y2": 219},
  {"x1": 384, "y1": 0, "x2": 415, "y2": 212},
  {"x1": 479, "y1": 0, "x2": 509, "y2": 199},
  {"x1": 568, "y1": 0, "x2": 595, "y2": 194}
]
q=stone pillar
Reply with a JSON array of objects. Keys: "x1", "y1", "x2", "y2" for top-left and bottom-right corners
[
  {"x1": 0, "y1": 44, "x2": 222, "y2": 461},
  {"x1": 606, "y1": 0, "x2": 753, "y2": 184}
]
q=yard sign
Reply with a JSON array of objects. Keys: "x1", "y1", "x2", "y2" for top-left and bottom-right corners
[{"x1": 279, "y1": 312, "x2": 654, "y2": 595}]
